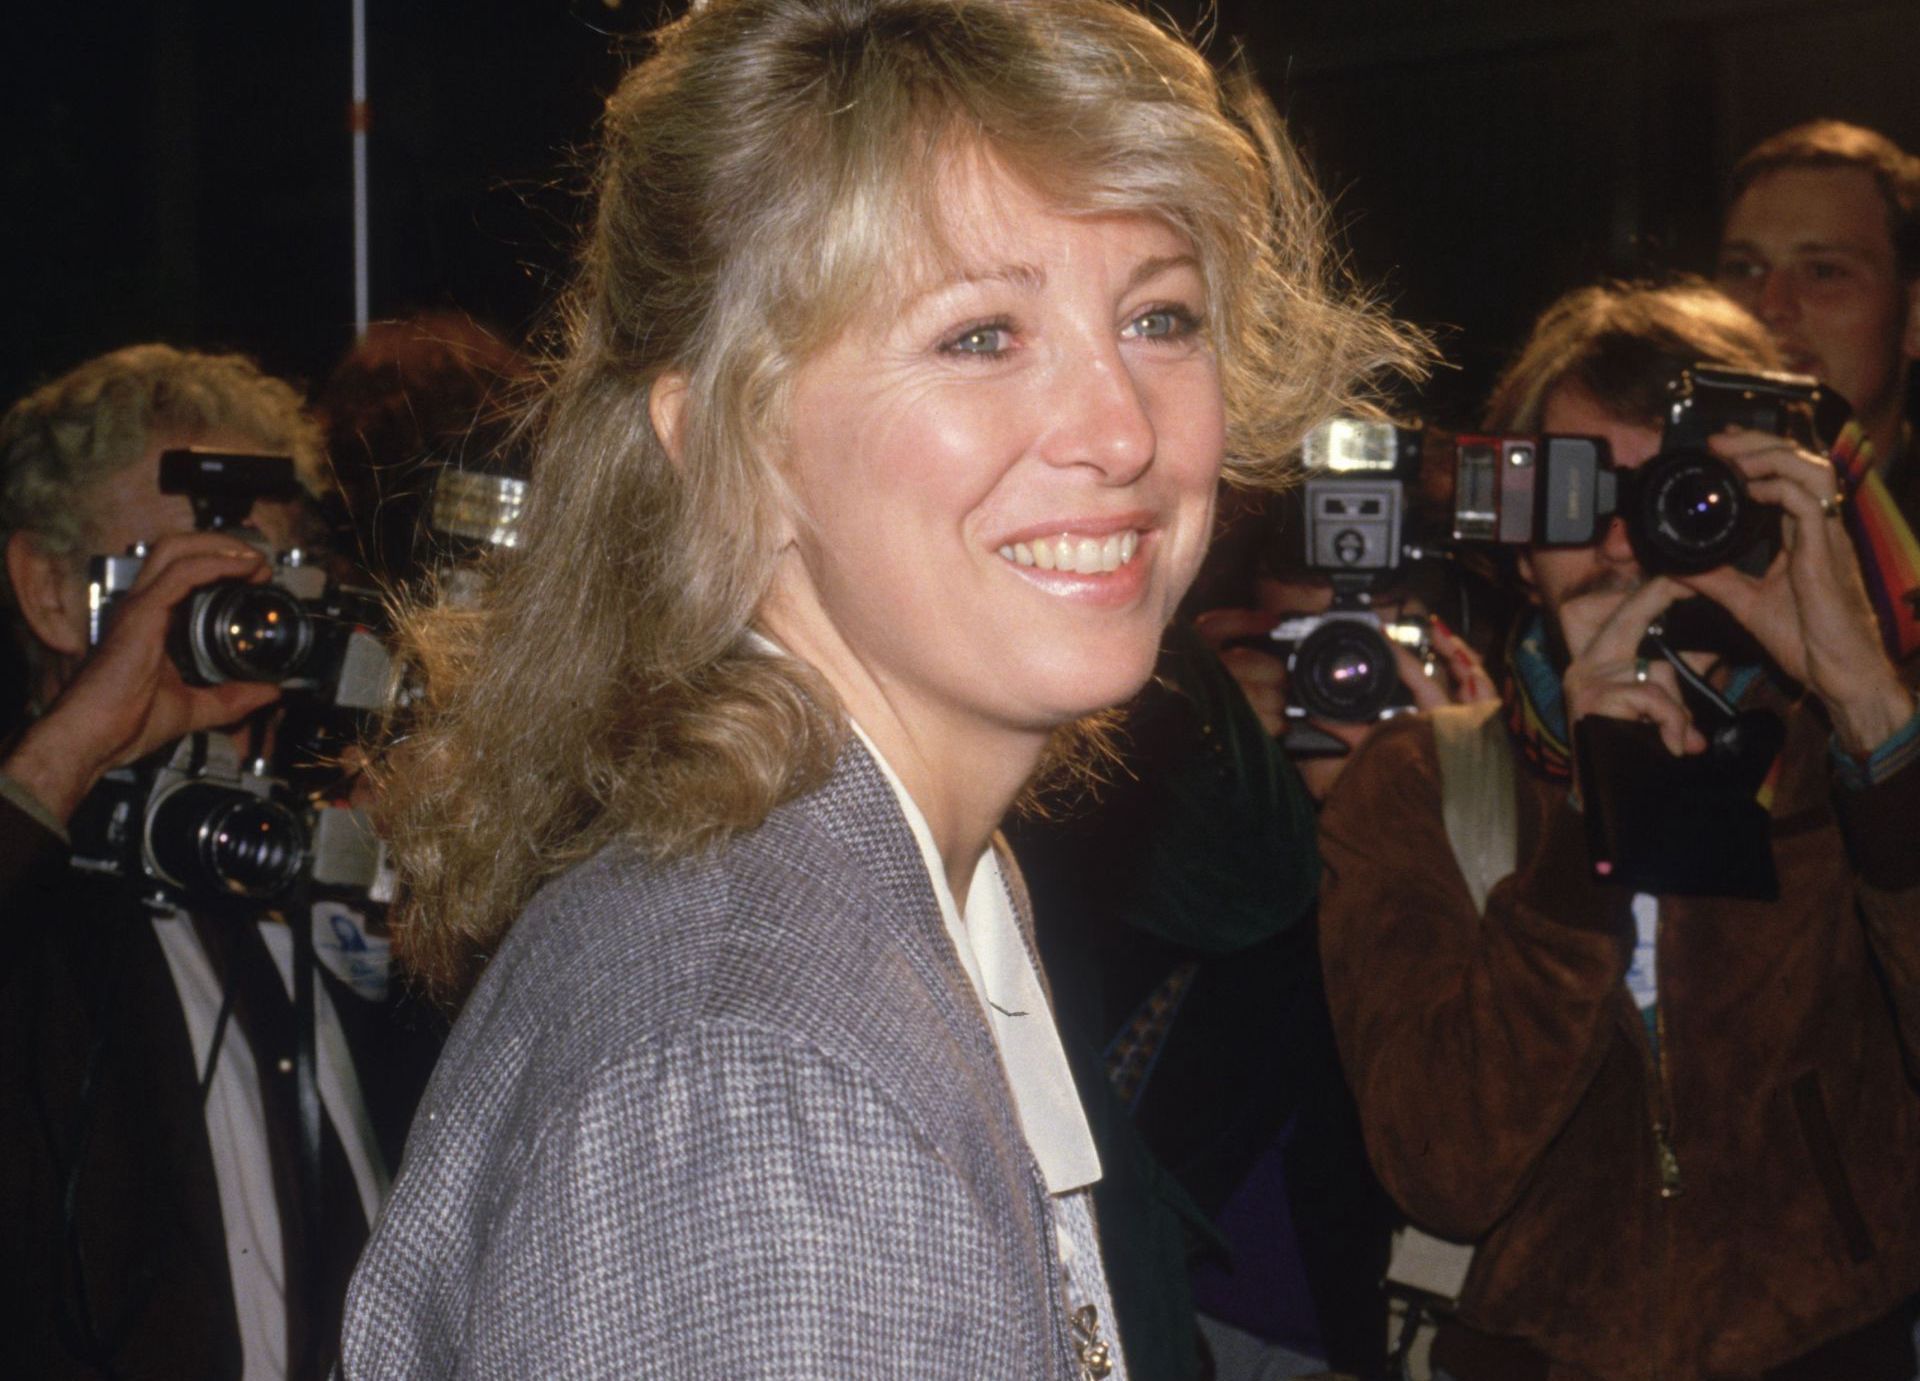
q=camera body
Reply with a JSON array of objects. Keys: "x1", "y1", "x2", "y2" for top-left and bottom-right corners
[
  {"x1": 1269, "y1": 598, "x2": 1434, "y2": 730},
  {"x1": 90, "y1": 542, "x2": 389, "y2": 712},
  {"x1": 1269, "y1": 432, "x2": 1446, "y2": 743},
  {"x1": 86, "y1": 450, "x2": 391, "y2": 713},
  {"x1": 1615, "y1": 365, "x2": 1830, "y2": 577},
  {"x1": 68, "y1": 734, "x2": 392, "y2": 911}
]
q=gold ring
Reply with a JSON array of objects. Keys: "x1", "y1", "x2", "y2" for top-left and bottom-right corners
[{"x1": 1819, "y1": 493, "x2": 1844, "y2": 519}]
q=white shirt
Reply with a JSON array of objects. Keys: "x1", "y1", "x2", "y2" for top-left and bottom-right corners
[
  {"x1": 1626, "y1": 892, "x2": 1659, "y2": 1015},
  {"x1": 851, "y1": 722, "x2": 1126, "y2": 1379},
  {"x1": 151, "y1": 910, "x2": 389, "y2": 1381}
]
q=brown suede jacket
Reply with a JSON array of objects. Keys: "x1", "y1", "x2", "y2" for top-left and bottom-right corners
[{"x1": 1318, "y1": 689, "x2": 1920, "y2": 1379}]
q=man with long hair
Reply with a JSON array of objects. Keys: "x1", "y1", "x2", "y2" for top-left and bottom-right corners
[{"x1": 1319, "y1": 281, "x2": 1920, "y2": 1379}]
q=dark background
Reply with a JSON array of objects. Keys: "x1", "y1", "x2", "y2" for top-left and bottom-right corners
[{"x1": 7, "y1": 0, "x2": 1918, "y2": 421}]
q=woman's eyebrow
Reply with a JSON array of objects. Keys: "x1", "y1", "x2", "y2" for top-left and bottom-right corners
[
  {"x1": 901, "y1": 252, "x2": 1200, "y2": 314},
  {"x1": 1124, "y1": 253, "x2": 1202, "y2": 294},
  {"x1": 904, "y1": 261, "x2": 1047, "y2": 312}
]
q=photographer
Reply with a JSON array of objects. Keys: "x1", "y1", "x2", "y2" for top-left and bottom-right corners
[
  {"x1": 0, "y1": 345, "x2": 405, "y2": 1380},
  {"x1": 1197, "y1": 570, "x2": 1496, "y2": 802},
  {"x1": 1715, "y1": 122, "x2": 1920, "y2": 661},
  {"x1": 1317, "y1": 281, "x2": 1920, "y2": 1378}
]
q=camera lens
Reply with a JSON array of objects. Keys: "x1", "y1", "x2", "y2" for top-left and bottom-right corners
[
  {"x1": 146, "y1": 781, "x2": 308, "y2": 901},
  {"x1": 182, "y1": 580, "x2": 314, "y2": 683},
  {"x1": 1290, "y1": 619, "x2": 1400, "y2": 722},
  {"x1": 1628, "y1": 449, "x2": 1758, "y2": 576}
]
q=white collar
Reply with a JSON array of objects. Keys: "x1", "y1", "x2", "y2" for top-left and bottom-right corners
[{"x1": 849, "y1": 719, "x2": 1102, "y2": 1195}]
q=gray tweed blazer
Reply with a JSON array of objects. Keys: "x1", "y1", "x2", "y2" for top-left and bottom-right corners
[{"x1": 341, "y1": 741, "x2": 1082, "y2": 1378}]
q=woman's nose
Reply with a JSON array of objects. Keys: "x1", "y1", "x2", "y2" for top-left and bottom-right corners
[{"x1": 1039, "y1": 342, "x2": 1156, "y2": 483}]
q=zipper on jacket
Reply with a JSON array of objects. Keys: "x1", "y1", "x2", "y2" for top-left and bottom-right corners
[
  {"x1": 1648, "y1": 912, "x2": 1677, "y2": 1381},
  {"x1": 1629, "y1": 1021, "x2": 1681, "y2": 1197},
  {"x1": 1624, "y1": 977, "x2": 1681, "y2": 1374},
  {"x1": 1653, "y1": 1121, "x2": 1682, "y2": 1197},
  {"x1": 1648, "y1": 913, "x2": 1682, "y2": 1198}
]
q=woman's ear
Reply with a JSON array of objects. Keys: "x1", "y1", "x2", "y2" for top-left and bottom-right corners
[
  {"x1": 6, "y1": 531, "x2": 88, "y2": 657},
  {"x1": 648, "y1": 371, "x2": 690, "y2": 466},
  {"x1": 651, "y1": 369, "x2": 803, "y2": 552}
]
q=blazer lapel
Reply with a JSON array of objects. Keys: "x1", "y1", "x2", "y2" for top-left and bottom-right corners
[{"x1": 796, "y1": 740, "x2": 1012, "y2": 1093}]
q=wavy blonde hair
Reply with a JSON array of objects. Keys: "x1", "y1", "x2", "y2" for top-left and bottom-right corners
[{"x1": 382, "y1": 0, "x2": 1422, "y2": 1003}]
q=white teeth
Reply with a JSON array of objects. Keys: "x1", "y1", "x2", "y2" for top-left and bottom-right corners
[{"x1": 998, "y1": 530, "x2": 1146, "y2": 575}]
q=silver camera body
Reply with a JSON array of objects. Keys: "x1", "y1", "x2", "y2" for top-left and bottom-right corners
[
  {"x1": 69, "y1": 734, "x2": 390, "y2": 910},
  {"x1": 89, "y1": 536, "x2": 390, "y2": 713},
  {"x1": 1269, "y1": 605, "x2": 1434, "y2": 731}
]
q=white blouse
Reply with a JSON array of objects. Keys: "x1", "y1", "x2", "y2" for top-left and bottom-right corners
[{"x1": 851, "y1": 721, "x2": 1127, "y2": 1380}]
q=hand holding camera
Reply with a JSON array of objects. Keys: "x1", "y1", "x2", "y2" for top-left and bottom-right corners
[
  {"x1": 45, "y1": 450, "x2": 398, "y2": 911},
  {"x1": 1558, "y1": 577, "x2": 1707, "y2": 764},
  {"x1": 1198, "y1": 583, "x2": 1494, "y2": 799},
  {"x1": 2, "y1": 532, "x2": 283, "y2": 826},
  {"x1": 1680, "y1": 430, "x2": 1912, "y2": 756}
]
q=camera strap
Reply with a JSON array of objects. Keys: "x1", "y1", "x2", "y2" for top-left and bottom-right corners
[{"x1": 1831, "y1": 420, "x2": 1920, "y2": 661}]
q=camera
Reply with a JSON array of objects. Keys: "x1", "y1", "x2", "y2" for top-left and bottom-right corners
[
  {"x1": 87, "y1": 449, "x2": 391, "y2": 712},
  {"x1": 68, "y1": 734, "x2": 392, "y2": 911},
  {"x1": 69, "y1": 447, "x2": 397, "y2": 911},
  {"x1": 1270, "y1": 605, "x2": 1434, "y2": 729},
  {"x1": 1625, "y1": 365, "x2": 1838, "y2": 575},
  {"x1": 1258, "y1": 419, "x2": 1446, "y2": 747},
  {"x1": 1301, "y1": 364, "x2": 1841, "y2": 576}
]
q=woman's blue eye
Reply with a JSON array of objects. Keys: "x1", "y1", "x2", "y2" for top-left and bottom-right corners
[
  {"x1": 944, "y1": 323, "x2": 1013, "y2": 356},
  {"x1": 1127, "y1": 306, "x2": 1201, "y2": 340}
]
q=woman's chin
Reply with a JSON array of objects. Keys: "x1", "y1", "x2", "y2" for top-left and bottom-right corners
[{"x1": 1018, "y1": 649, "x2": 1163, "y2": 726}]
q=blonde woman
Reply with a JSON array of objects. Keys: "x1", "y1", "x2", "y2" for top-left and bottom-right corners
[{"x1": 343, "y1": 1, "x2": 1414, "y2": 1376}]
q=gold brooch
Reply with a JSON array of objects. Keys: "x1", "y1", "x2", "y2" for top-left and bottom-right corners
[{"x1": 1071, "y1": 1304, "x2": 1114, "y2": 1379}]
